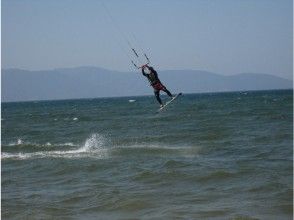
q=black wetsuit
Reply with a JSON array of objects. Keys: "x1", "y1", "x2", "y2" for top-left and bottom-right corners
[{"x1": 142, "y1": 66, "x2": 172, "y2": 105}]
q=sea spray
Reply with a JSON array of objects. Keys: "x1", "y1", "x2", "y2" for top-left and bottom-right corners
[{"x1": 2, "y1": 133, "x2": 108, "y2": 159}]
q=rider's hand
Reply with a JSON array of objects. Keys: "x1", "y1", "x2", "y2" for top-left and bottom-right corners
[{"x1": 141, "y1": 64, "x2": 148, "y2": 69}]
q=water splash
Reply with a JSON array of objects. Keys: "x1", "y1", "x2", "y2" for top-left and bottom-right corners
[{"x1": 2, "y1": 133, "x2": 108, "y2": 160}]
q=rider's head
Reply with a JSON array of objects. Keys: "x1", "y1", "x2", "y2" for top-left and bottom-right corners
[{"x1": 148, "y1": 66, "x2": 155, "y2": 72}]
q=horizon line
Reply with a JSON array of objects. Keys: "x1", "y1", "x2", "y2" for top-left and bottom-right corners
[{"x1": 2, "y1": 89, "x2": 293, "y2": 104}]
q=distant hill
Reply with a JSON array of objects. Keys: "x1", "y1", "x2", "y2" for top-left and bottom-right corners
[{"x1": 1, "y1": 66, "x2": 292, "y2": 102}]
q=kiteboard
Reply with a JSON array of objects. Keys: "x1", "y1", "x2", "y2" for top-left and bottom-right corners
[{"x1": 157, "y1": 93, "x2": 182, "y2": 112}]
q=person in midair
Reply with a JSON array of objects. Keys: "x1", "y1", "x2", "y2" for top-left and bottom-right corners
[{"x1": 141, "y1": 65, "x2": 174, "y2": 107}]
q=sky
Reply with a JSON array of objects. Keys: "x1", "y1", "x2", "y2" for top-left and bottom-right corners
[{"x1": 2, "y1": 0, "x2": 293, "y2": 80}]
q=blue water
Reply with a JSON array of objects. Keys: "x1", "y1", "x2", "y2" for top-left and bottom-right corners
[{"x1": 2, "y1": 90, "x2": 293, "y2": 219}]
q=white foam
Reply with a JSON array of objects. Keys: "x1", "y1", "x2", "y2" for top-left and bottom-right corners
[
  {"x1": 6, "y1": 140, "x2": 78, "y2": 148},
  {"x1": 62, "y1": 142, "x2": 76, "y2": 147},
  {"x1": 8, "y1": 139, "x2": 24, "y2": 146},
  {"x1": 2, "y1": 133, "x2": 108, "y2": 160},
  {"x1": 17, "y1": 139, "x2": 23, "y2": 145}
]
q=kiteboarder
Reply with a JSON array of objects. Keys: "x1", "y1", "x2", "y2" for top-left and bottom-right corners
[{"x1": 141, "y1": 65, "x2": 174, "y2": 107}]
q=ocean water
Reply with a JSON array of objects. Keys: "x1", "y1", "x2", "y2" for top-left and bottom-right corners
[{"x1": 1, "y1": 90, "x2": 293, "y2": 220}]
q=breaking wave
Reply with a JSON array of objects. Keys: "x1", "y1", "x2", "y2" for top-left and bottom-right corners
[{"x1": 2, "y1": 133, "x2": 108, "y2": 160}]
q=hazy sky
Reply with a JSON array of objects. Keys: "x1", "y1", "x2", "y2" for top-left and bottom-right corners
[{"x1": 2, "y1": 0, "x2": 293, "y2": 79}]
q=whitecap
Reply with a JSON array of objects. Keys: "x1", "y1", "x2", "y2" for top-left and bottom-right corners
[
  {"x1": 62, "y1": 142, "x2": 76, "y2": 147},
  {"x1": 2, "y1": 133, "x2": 108, "y2": 160},
  {"x1": 8, "y1": 139, "x2": 37, "y2": 146}
]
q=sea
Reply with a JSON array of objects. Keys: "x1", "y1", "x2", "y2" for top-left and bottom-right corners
[{"x1": 1, "y1": 89, "x2": 293, "y2": 220}]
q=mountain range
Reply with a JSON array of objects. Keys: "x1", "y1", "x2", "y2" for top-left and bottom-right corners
[{"x1": 1, "y1": 66, "x2": 292, "y2": 102}]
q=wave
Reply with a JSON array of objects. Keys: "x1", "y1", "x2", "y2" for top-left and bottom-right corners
[
  {"x1": 2, "y1": 142, "x2": 200, "y2": 161},
  {"x1": 110, "y1": 143, "x2": 201, "y2": 157},
  {"x1": 2, "y1": 134, "x2": 202, "y2": 160},
  {"x1": 2, "y1": 134, "x2": 108, "y2": 160},
  {"x1": 197, "y1": 170, "x2": 236, "y2": 182},
  {"x1": 5, "y1": 139, "x2": 77, "y2": 148}
]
